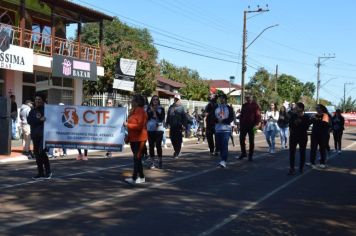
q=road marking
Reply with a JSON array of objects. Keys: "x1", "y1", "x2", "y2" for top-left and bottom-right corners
[
  {"x1": 0, "y1": 151, "x2": 273, "y2": 232},
  {"x1": 198, "y1": 140, "x2": 356, "y2": 236}
]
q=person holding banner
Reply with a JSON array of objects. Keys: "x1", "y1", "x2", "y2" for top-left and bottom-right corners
[
  {"x1": 105, "y1": 98, "x2": 114, "y2": 158},
  {"x1": 28, "y1": 93, "x2": 52, "y2": 180},
  {"x1": 124, "y1": 94, "x2": 148, "y2": 184},
  {"x1": 146, "y1": 95, "x2": 165, "y2": 169}
]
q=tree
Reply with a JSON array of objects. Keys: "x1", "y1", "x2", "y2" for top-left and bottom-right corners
[
  {"x1": 159, "y1": 60, "x2": 210, "y2": 101},
  {"x1": 302, "y1": 82, "x2": 315, "y2": 98},
  {"x1": 80, "y1": 18, "x2": 158, "y2": 95},
  {"x1": 246, "y1": 68, "x2": 279, "y2": 111},
  {"x1": 338, "y1": 96, "x2": 356, "y2": 112},
  {"x1": 276, "y1": 74, "x2": 303, "y2": 103}
]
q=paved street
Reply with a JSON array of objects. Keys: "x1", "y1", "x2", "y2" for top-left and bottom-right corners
[{"x1": 0, "y1": 128, "x2": 356, "y2": 236}]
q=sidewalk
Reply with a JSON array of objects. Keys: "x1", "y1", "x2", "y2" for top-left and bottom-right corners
[{"x1": 0, "y1": 136, "x2": 200, "y2": 163}]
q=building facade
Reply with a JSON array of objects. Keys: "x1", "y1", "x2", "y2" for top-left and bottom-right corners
[{"x1": 0, "y1": 0, "x2": 113, "y2": 105}]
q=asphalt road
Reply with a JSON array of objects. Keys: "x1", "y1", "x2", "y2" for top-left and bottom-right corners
[{"x1": 1, "y1": 128, "x2": 356, "y2": 236}]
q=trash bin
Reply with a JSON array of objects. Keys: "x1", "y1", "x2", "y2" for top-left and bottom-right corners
[{"x1": 0, "y1": 97, "x2": 11, "y2": 155}]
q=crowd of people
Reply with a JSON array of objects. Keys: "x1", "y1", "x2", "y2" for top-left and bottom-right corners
[{"x1": 10, "y1": 90, "x2": 346, "y2": 183}]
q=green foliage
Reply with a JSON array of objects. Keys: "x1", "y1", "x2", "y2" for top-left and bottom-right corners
[
  {"x1": 159, "y1": 60, "x2": 210, "y2": 101},
  {"x1": 337, "y1": 96, "x2": 356, "y2": 112},
  {"x1": 247, "y1": 68, "x2": 318, "y2": 111},
  {"x1": 80, "y1": 18, "x2": 158, "y2": 95}
]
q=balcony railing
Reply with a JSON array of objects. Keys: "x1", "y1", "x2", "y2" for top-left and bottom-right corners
[{"x1": 0, "y1": 23, "x2": 101, "y2": 65}]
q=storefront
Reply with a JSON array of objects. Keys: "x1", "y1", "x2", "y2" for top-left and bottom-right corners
[{"x1": 0, "y1": 0, "x2": 113, "y2": 106}]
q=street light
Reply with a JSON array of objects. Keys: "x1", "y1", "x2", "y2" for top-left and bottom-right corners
[
  {"x1": 240, "y1": 7, "x2": 278, "y2": 105},
  {"x1": 320, "y1": 77, "x2": 337, "y2": 88}
]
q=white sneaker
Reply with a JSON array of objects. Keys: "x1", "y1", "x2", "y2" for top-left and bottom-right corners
[
  {"x1": 135, "y1": 177, "x2": 145, "y2": 184},
  {"x1": 202, "y1": 141, "x2": 206, "y2": 144},
  {"x1": 333, "y1": 150, "x2": 337, "y2": 153},
  {"x1": 181, "y1": 143, "x2": 184, "y2": 147},
  {"x1": 338, "y1": 150, "x2": 342, "y2": 154},
  {"x1": 164, "y1": 144, "x2": 168, "y2": 149},
  {"x1": 319, "y1": 164, "x2": 326, "y2": 169},
  {"x1": 271, "y1": 148, "x2": 275, "y2": 154},
  {"x1": 311, "y1": 164, "x2": 317, "y2": 169},
  {"x1": 218, "y1": 160, "x2": 226, "y2": 168},
  {"x1": 125, "y1": 177, "x2": 135, "y2": 184}
]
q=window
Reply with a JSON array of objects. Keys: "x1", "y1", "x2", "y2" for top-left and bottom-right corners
[{"x1": 23, "y1": 73, "x2": 35, "y2": 83}]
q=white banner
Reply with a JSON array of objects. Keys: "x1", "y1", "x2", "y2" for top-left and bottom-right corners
[
  {"x1": 113, "y1": 78, "x2": 135, "y2": 92},
  {"x1": 44, "y1": 105, "x2": 127, "y2": 151},
  {"x1": 0, "y1": 45, "x2": 33, "y2": 72}
]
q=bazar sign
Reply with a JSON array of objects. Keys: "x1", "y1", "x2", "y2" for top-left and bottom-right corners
[
  {"x1": 44, "y1": 105, "x2": 127, "y2": 151},
  {"x1": 52, "y1": 54, "x2": 97, "y2": 81}
]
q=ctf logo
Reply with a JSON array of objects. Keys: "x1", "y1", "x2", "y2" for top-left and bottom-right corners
[
  {"x1": 0, "y1": 28, "x2": 10, "y2": 52},
  {"x1": 62, "y1": 107, "x2": 79, "y2": 128}
]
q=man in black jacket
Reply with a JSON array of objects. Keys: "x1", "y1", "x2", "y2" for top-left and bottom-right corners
[
  {"x1": 288, "y1": 102, "x2": 311, "y2": 175},
  {"x1": 28, "y1": 93, "x2": 52, "y2": 179},
  {"x1": 166, "y1": 94, "x2": 187, "y2": 158}
]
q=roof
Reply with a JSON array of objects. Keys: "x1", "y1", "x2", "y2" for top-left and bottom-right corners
[
  {"x1": 208, "y1": 80, "x2": 241, "y2": 90},
  {"x1": 156, "y1": 87, "x2": 178, "y2": 96},
  {"x1": 157, "y1": 76, "x2": 185, "y2": 88},
  {"x1": 39, "y1": 0, "x2": 114, "y2": 23}
]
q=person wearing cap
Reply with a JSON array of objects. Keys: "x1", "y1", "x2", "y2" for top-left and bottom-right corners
[
  {"x1": 166, "y1": 94, "x2": 187, "y2": 158},
  {"x1": 331, "y1": 109, "x2": 345, "y2": 154},
  {"x1": 215, "y1": 93, "x2": 234, "y2": 168},
  {"x1": 238, "y1": 94, "x2": 261, "y2": 161}
]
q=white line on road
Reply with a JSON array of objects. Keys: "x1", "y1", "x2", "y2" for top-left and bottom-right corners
[{"x1": 198, "y1": 140, "x2": 356, "y2": 236}]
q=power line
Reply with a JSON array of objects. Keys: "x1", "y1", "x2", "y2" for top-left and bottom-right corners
[{"x1": 154, "y1": 43, "x2": 241, "y2": 64}]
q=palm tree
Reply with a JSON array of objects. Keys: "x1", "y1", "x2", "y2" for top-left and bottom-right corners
[{"x1": 337, "y1": 96, "x2": 356, "y2": 112}]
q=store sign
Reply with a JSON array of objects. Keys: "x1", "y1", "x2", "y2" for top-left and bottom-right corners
[
  {"x1": 0, "y1": 29, "x2": 33, "y2": 72},
  {"x1": 52, "y1": 54, "x2": 97, "y2": 81},
  {"x1": 113, "y1": 58, "x2": 137, "y2": 92}
]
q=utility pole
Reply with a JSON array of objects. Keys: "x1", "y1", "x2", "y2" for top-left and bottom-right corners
[
  {"x1": 240, "y1": 5, "x2": 272, "y2": 105},
  {"x1": 316, "y1": 54, "x2": 335, "y2": 104},
  {"x1": 275, "y1": 64, "x2": 278, "y2": 92}
]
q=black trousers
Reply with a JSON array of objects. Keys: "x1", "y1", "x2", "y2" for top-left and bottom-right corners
[
  {"x1": 310, "y1": 133, "x2": 328, "y2": 165},
  {"x1": 289, "y1": 135, "x2": 307, "y2": 171},
  {"x1": 130, "y1": 141, "x2": 145, "y2": 179},
  {"x1": 33, "y1": 136, "x2": 51, "y2": 175},
  {"x1": 239, "y1": 126, "x2": 255, "y2": 157},
  {"x1": 206, "y1": 126, "x2": 219, "y2": 153},
  {"x1": 148, "y1": 131, "x2": 164, "y2": 159},
  {"x1": 333, "y1": 130, "x2": 343, "y2": 150},
  {"x1": 77, "y1": 149, "x2": 88, "y2": 156},
  {"x1": 170, "y1": 127, "x2": 183, "y2": 155}
]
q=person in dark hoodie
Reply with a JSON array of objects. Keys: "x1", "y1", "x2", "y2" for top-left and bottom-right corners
[
  {"x1": 215, "y1": 93, "x2": 234, "y2": 168},
  {"x1": 204, "y1": 93, "x2": 219, "y2": 156},
  {"x1": 309, "y1": 104, "x2": 330, "y2": 169},
  {"x1": 288, "y1": 102, "x2": 311, "y2": 175},
  {"x1": 27, "y1": 93, "x2": 52, "y2": 179},
  {"x1": 238, "y1": 94, "x2": 261, "y2": 161},
  {"x1": 166, "y1": 94, "x2": 187, "y2": 158},
  {"x1": 331, "y1": 109, "x2": 345, "y2": 154},
  {"x1": 146, "y1": 95, "x2": 165, "y2": 169}
]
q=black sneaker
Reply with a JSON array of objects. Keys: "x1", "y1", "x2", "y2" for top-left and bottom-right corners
[
  {"x1": 248, "y1": 156, "x2": 253, "y2": 162},
  {"x1": 45, "y1": 172, "x2": 53, "y2": 179},
  {"x1": 32, "y1": 174, "x2": 45, "y2": 180},
  {"x1": 158, "y1": 161, "x2": 162, "y2": 169},
  {"x1": 238, "y1": 153, "x2": 247, "y2": 160},
  {"x1": 287, "y1": 169, "x2": 296, "y2": 175}
]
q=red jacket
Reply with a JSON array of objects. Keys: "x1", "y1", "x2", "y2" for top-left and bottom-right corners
[
  {"x1": 240, "y1": 101, "x2": 261, "y2": 127},
  {"x1": 127, "y1": 107, "x2": 148, "y2": 142}
]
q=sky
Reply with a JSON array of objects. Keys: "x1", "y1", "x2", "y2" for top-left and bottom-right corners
[{"x1": 72, "y1": 0, "x2": 356, "y2": 105}]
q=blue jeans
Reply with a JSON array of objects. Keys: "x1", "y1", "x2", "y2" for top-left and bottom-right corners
[
  {"x1": 265, "y1": 129, "x2": 277, "y2": 150},
  {"x1": 216, "y1": 131, "x2": 231, "y2": 162},
  {"x1": 11, "y1": 119, "x2": 17, "y2": 139},
  {"x1": 279, "y1": 127, "x2": 289, "y2": 147}
]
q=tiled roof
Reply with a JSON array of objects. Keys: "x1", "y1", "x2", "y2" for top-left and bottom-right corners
[
  {"x1": 157, "y1": 76, "x2": 185, "y2": 88},
  {"x1": 207, "y1": 80, "x2": 241, "y2": 89}
]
